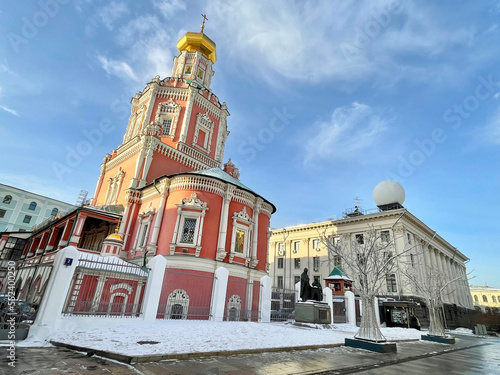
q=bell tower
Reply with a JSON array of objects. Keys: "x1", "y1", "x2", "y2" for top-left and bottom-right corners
[{"x1": 92, "y1": 19, "x2": 230, "y2": 207}]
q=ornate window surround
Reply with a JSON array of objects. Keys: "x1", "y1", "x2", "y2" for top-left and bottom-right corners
[
  {"x1": 166, "y1": 289, "x2": 190, "y2": 320},
  {"x1": 133, "y1": 208, "x2": 154, "y2": 254},
  {"x1": 155, "y1": 99, "x2": 181, "y2": 138},
  {"x1": 192, "y1": 112, "x2": 215, "y2": 153},
  {"x1": 226, "y1": 294, "x2": 241, "y2": 321},
  {"x1": 104, "y1": 168, "x2": 125, "y2": 205},
  {"x1": 170, "y1": 193, "x2": 208, "y2": 257},
  {"x1": 229, "y1": 207, "x2": 253, "y2": 265}
]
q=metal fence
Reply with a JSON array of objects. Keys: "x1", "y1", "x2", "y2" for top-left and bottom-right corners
[
  {"x1": 270, "y1": 288, "x2": 296, "y2": 322},
  {"x1": 62, "y1": 254, "x2": 149, "y2": 317},
  {"x1": 157, "y1": 268, "x2": 215, "y2": 320},
  {"x1": 224, "y1": 278, "x2": 261, "y2": 322}
]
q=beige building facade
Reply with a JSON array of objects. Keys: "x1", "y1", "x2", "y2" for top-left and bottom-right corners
[
  {"x1": 269, "y1": 207, "x2": 474, "y2": 310},
  {"x1": 470, "y1": 285, "x2": 500, "y2": 308}
]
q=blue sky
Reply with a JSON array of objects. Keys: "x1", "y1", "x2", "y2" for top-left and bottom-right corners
[{"x1": 1, "y1": 1, "x2": 499, "y2": 287}]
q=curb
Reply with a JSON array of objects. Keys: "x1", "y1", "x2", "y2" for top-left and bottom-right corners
[{"x1": 50, "y1": 338, "x2": 418, "y2": 364}]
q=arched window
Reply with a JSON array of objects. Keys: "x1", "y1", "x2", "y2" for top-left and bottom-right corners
[
  {"x1": 482, "y1": 295, "x2": 488, "y2": 302},
  {"x1": 3, "y1": 195, "x2": 12, "y2": 204},
  {"x1": 492, "y1": 296, "x2": 497, "y2": 303},
  {"x1": 51, "y1": 208, "x2": 59, "y2": 216},
  {"x1": 474, "y1": 295, "x2": 478, "y2": 302},
  {"x1": 28, "y1": 201, "x2": 37, "y2": 210}
]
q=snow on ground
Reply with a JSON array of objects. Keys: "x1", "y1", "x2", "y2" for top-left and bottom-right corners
[{"x1": 30, "y1": 317, "x2": 423, "y2": 357}]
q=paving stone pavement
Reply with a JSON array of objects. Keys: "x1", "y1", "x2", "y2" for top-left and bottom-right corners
[{"x1": 1, "y1": 334, "x2": 498, "y2": 375}]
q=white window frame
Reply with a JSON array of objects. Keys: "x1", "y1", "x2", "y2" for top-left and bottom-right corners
[
  {"x1": 134, "y1": 210, "x2": 154, "y2": 251},
  {"x1": 312, "y1": 239, "x2": 319, "y2": 250},
  {"x1": 155, "y1": 99, "x2": 181, "y2": 138},
  {"x1": 293, "y1": 241, "x2": 300, "y2": 253},
  {"x1": 192, "y1": 112, "x2": 215, "y2": 153},
  {"x1": 229, "y1": 207, "x2": 253, "y2": 265},
  {"x1": 170, "y1": 193, "x2": 208, "y2": 257}
]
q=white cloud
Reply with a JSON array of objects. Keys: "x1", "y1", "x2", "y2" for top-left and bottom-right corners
[
  {"x1": 97, "y1": 56, "x2": 139, "y2": 82},
  {"x1": 153, "y1": 0, "x2": 186, "y2": 18},
  {"x1": 207, "y1": 0, "x2": 476, "y2": 86},
  {"x1": 97, "y1": 1, "x2": 129, "y2": 30},
  {"x1": 0, "y1": 104, "x2": 19, "y2": 117},
  {"x1": 303, "y1": 102, "x2": 389, "y2": 163}
]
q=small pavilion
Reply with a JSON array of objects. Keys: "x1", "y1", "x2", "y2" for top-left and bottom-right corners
[{"x1": 324, "y1": 266, "x2": 353, "y2": 295}]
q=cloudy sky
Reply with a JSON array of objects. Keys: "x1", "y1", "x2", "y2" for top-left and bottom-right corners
[{"x1": 1, "y1": 0, "x2": 499, "y2": 287}]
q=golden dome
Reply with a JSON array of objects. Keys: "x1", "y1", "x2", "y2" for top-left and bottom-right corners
[
  {"x1": 177, "y1": 32, "x2": 217, "y2": 63},
  {"x1": 105, "y1": 232, "x2": 123, "y2": 242}
]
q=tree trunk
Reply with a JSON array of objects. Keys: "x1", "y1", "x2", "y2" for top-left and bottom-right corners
[
  {"x1": 355, "y1": 295, "x2": 386, "y2": 342},
  {"x1": 428, "y1": 303, "x2": 445, "y2": 337}
]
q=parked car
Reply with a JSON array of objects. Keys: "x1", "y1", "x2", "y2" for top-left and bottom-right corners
[{"x1": 0, "y1": 300, "x2": 38, "y2": 324}]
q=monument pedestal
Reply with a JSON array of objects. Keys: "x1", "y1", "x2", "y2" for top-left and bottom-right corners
[
  {"x1": 421, "y1": 335, "x2": 455, "y2": 344},
  {"x1": 295, "y1": 301, "x2": 331, "y2": 324},
  {"x1": 345, "y1": 338, "x2": 397, "y2": 353}
]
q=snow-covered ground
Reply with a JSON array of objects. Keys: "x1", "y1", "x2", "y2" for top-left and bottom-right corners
[{"x1": 19, "y1": 317, "x2": 424, "y2": 357}]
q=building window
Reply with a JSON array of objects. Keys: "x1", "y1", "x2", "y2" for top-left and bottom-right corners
[
  {"x1": 184, "y1": 65, "x2": 192, "y2": 75},
  {"x1": 51, "y1": 208, "x2": 59, "y2": 216},
  {"x1": 334, "y1": 255, "x2": 341, "y2": 266},
  {"x1": 355, "y1": 234, "x2": 364, "y2": 244},
  {"x1": 3, "y1": 195, "x2": 12, "y2": 204},
  {"x1": 293, "y1": 241, "x2": 300, "y2": 253},
  {"x1": 407, "y1": 233, "x2": 412, "y2": 244},
  {"x1": 312, "y1": 239, "x2": 319, "y2": 250},
  {"x1": 0, "y1": 209, "x2": 5, "y2": 218},
  {"x1": 474, "y1": 295, "x2": 478, "y2": 302},
  {"x1": 197, "y1": 68, "x2": 204, "y2": 80},
  {"x1": 294, "y1": 276, "x2": 300, "y2": 285},
  {"x1": 277, "y1": 276, "x2": 283, "y2": 289},
  {"x1": 180, "y1": 218, "x2": 197, "y2": 244},
  {"x1": 492, "y1": 296, "x2": 497, "y2": 303},
  {"x1": 162, "y1": 119, "x2": 172, "y2": 135},
  {"x1": 23, "y1": 215, "x2": 32, "y2": 223},
  {"x1": 313, "y1": 256, "x2": 320, "y2": 271},
  {"x1": 28, "y1": 201, "x2": 37, "y2": 210},
  {"x1": 234, "y1": 229, "x2": 245, "y2": 253},
  {"x1": 386, "y1": 274, "x2": 397, "y2": 293},
  {"x1": 498, "y1": 295, "x2": 500, "y2": 302},
  {"x1": 277, "y1": 258, "x2": 284, "y2": 269},
  {"x1": 483, "y1": 295, "x2": 488, "y2": 303},
  {"x1": 278, "y1": 243, "x2": 285, "y2": 256},
  {"x1": 139, "y1": 223, "x2": 150, "y2": 247},
  {"x1": 3, "y1": 237, "x2": 27, "y2": 261},
  {"x1": 381, "y1": 230, "x2": 390, "y2": 243},
  {"x1": 410, "y1": 253, "x2": 414, "y2": 267},
  {"x1": 294, "y1": 258, "x2": 300, "y2": 269}
]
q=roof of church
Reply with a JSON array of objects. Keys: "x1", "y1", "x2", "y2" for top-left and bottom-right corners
[{"x1": 324, "y1": 265, "x2": 352, "y2": 281}]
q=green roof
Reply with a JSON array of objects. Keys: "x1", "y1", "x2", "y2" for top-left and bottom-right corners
[
  {"x1": 325, "y1": 265, "x2": 352, "y2": 281},
  {"x1": 185, "y1": 167, "x2": 254, "y2": 193}
]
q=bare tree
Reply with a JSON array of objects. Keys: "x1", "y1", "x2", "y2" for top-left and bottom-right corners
[{"x1": 320, "y1": 224, "x2": 412, "y2": 342}]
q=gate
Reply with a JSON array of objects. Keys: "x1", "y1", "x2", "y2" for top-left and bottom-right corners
[
  {"x1": 5, "y1": 259, "x2": 54, "y2": 306},
  {"x1": 224, "y1": 278, "x2": 261, "y2": 322},
  {"x1": 157, "y1": 268, "x2": 215, "y2": 320},
  {"x1": 62, "y1": 254, "x2": 149, "y2": 317},
  {"x1": 332, "y1": 296, "x2": 347, "y2": 323},
  {"x1": 270, "y1": 288, "x2": 296, "y2": 322}
]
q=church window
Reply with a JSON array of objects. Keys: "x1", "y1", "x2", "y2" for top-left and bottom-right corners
[
  {"x1": 3, "y1": 195, "x2": 12, "y2": 204},
  {"x1": 162, "y1": 119, "x2": 172, "y2": 135},
  {"x1": 234, "y1": 229, "x2": 245, "y2": 253},
  {"x1": 277, "y1": 258, "x2": 284, "y2": 269},
  {"x1": 482, "y1": 295, "x2": 488, "y2": 302},
  {"x1": 23, "y1": 215, "x2": 32, "y2": 223},
  {"x1": 104, "y1": 169, "x2": 125, "y2": 205},
  {"x1": 313, "y1": 256, "x2": 320, "y2": 271},
  {"x1": 197, "y1": 68, "x2": 204, "y2": 80},
  {"x1": 184, "y1": 65, "x2": 192, "y2": 75},
  {"x1": 294, "y1": 258, "x2": 300, "y2": 269},
  {"x1": 229, "y1": 207, "x2": 252, "y2": 262},
  {"x1": 192, "y1": 112, "x2": 215, "y2": 153},
  {"x1": 474, "y1": 295, "x2": 478, "y2": 302},
  {"x1": 28, "y1": 201, "x2": 37, "y2": 210},
  {"x1": 181, "y1": 218, "x2": 197, "y2": 244},
  {"x1": 355, "y1": 234, "x2": 364, "y2": 244},
  {"x1": 0, "y1": 209, "x2": 5, "y2": 218},
  {"x1": 51, "y1": 208, "x2": 59, "y2": 216},
  {"x1": 386, "y1": 274, "x2": 397, "y2": 293},
  {"x1": 172, "y1": 193, "x2": 208, "y2": 254},
  {"x1": 140, "y1": 223, "x2": 150, "y2": 247}
]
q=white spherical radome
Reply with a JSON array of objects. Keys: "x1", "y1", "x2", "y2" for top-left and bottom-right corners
[{"x1": 373, "y1": 180, "x2": 405, "y2": 206}]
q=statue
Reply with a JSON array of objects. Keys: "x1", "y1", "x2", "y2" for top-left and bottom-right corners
[
  {"x1": 311, "y1": 279, "x2": 323, "y2": 301},
  {"x1": 300, "y1": 268, "x2": 311, "y2": 302}
]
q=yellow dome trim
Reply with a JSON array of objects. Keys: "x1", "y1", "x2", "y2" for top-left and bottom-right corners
[
  {"x1": 105, "y1": 233, "x2": 123, "y2": 241},
  {"x1": 177, "y1": 32, "x2": 217, "y2": 63}
]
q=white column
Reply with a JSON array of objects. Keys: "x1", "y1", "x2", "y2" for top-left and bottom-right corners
[
  {"x1": 211, "y1": 267, "x2": 229, "y2": 322},
  {"x1": 259, "y1": 275, "x2": 272, "y2": 323},
  {"x1": 345, "y1": 291, "x2": 356, "y2": 326},
  {"x1": 216, "y1": 186, "x2": 234, "y2": 258},
  {"x1": 323, "y1": 287, "x2": 334, "y2": 324},
  {"x1": 150, "y1": 188, "x2": 168, "y2": 247},
  {"x1": 141, "y1": 255, "x2": 167, "y2": 321},
  {"x1": 25, "y1": 246, "x2": 81, "y2": 345}
]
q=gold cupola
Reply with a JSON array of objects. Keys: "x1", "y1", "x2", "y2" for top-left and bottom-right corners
[{"x1": 176, "y1": 31, "x2": 217, "y2": 63}]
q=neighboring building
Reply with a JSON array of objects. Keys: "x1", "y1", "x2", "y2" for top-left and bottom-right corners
[
  {"x1": 470, "y1": 285, "x2": 500, "y2": 308},
  {"x1": 269, "y1": 181, "x2": 475, "y2": 326},
  {"x1": 0, "y1": 184, "x2": 75, "y2": 232},
  {"x1": 3, "y1": 26, "x2": 275, "y2": 321}
]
